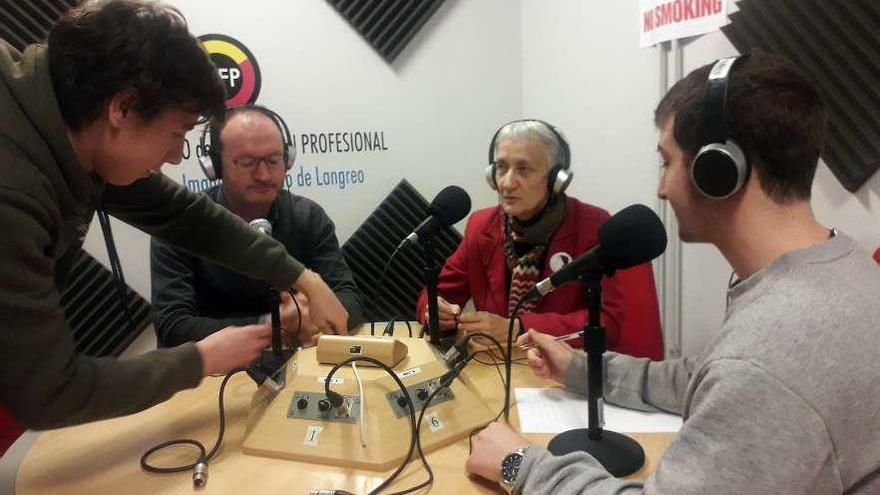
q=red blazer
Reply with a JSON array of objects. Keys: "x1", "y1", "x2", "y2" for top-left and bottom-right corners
[{"x1": 417, "y1": 196, "x2": 625, "y2": 349}]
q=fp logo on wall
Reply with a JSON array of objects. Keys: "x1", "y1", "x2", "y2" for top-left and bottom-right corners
[{"x1": 198, "y1": 34, "x2": 261, "y2": 106}]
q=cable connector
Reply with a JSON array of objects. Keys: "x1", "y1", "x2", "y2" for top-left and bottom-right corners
[
  {"x1": 192, "y1": 462, "x2": 208, "y2": 488},
  {"x1": 442, "y1": 335, "x2": 470, "y2": 367},
  {"x1": 246, "y1": 368, "x2": 282, "y2": 392},
  {"x1": 327, "y1": 389, "x2": 345, "y2": 408},
  {"x1": 439, "y1": 359, "x2": 468, "y2": 389}
]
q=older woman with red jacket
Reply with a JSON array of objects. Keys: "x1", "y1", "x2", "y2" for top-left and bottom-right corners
[{"x1": 417, "y1": 120, "x2": 625, "y2": 349}]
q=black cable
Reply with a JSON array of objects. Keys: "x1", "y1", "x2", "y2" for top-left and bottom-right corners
[
  {"x1": 503, "y1": 299, "x2": 527, "y2": 421},
  {"x1": 286, "y1": 288, "x2": 304, "y2": 343},
  {"x1": 472, "y1": 352, "x2": 527, "y2": 367},
  {"x1": 438, "y1": 331, "x2": 519, "y2": 454},
  {"x1": 141, "y1": 368, "x2": 248, "y2": 487},
  {"x1": 96, "y1": 208, "x2": 136, "y2": 337},
  {"x1": 387, "y1": 334, "x2": 505, "y2": 495},
  {"x1": 368, "y1": 248, "x2": 402, "y2": 336},
  {"x1": 441, "y1": 331, "x2": 514, "y2": 454},
  {"x1": 442, "y1": 330, "x2": 513, "y2": 433},
  {"x1": 382, "y1": 316, "x2": 413, "y2": 337},
  {"x1": 323, "y1": 356, "x2": 418, "y2": 495}
]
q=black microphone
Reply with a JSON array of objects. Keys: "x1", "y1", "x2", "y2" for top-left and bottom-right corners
[
  {"x1": 398, "y1": 185, "x2": 471, "y2": 249},
  {"x1": 524, "y1": 204, "x2": 667, "y2": 301}
]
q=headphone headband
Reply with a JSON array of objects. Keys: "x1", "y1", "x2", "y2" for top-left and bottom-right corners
[
  {"x1": 703, "y1": 57, "x2": 738, "y2": 145},
  {"x1": 691, "y1": 55, "x2": 750, "y2": 200},
  {"x1": 487, "y1": 118, "x2": 571, "y2": 171},
  {"x1": 485, "y1": 119, "x2": 573, "y2": 194},
  {"x1": 198, "y1": 104, "x2": 296, "y2": 181}
]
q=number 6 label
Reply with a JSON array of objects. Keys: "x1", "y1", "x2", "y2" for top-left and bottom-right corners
[{"x1": 426, "y1": 412, "x2": 445, "y2": 433}]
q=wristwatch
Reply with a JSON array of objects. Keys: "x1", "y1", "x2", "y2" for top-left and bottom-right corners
[{"x1": 499, "y1": 446, "x2": 529, "y2": 494}]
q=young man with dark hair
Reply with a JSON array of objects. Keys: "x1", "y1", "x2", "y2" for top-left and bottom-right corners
[
  {"x1": 466, "y1": 52, "x2": 880, "y2": 493},
  {"x1": 151, "y1": 105, "x2": 364, "y2": 347},
  {"x1": 0, "y1": 0, "x2": 347, "y2": 430}
]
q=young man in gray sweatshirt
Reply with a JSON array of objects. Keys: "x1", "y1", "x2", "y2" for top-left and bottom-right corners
[{"x1": 466, "y1": 52, "x2": 880, "y2": 493}]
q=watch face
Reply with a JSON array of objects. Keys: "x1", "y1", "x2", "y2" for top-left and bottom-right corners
[{"x1": 502, "y1": 452, "x2": 524, "y2": 483}]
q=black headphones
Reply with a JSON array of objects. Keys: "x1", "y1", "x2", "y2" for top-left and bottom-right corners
[
  {"x1": 691, "y1": 56, "x2": 750, "y2": 199},
  {"x1": 198, "y1": 105, "x2": 296, "y2": 181},
  {"x1": 485, "y1": 119, "x2": 573, "y2": 195}
]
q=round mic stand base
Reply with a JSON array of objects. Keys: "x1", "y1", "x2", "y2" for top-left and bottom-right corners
[
  {"x1": 547, "y1": 429, "x2": 645, "y2": 477},
  {"x1": 552, "y1": 271, "x2": 645, "y2": 478}
]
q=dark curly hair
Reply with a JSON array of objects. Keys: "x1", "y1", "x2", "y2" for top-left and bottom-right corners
[{"x1": 48, "y1": 0, "x2": 226, "y2": 130}]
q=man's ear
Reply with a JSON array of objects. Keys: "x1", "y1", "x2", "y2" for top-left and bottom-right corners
[{"x1": 106, "y1": 88, "x2": 140, "y2": 128}]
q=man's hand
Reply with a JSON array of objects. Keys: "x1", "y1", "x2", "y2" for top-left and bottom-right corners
[
  {"x1": 279, "y1": 291, "x2": 321, "y2": 346},
  {"x1": 424, "y1": 296, "x2": 461, "y2": 330},
  {"x1": 516, "y1": 329, "x2": 574, "y2": 384},
  {"x1": 466, "y1": 422, "x2": 530, "y2": 483},
  {"x1": 195, "y1": 324, "x2": 272, "y2": 376},
  {"x1": 292, "y1": 269, "x2": 348, "y2": 336},
  {"x1": 457, "y1": 311, "x2": 519, "y2": 344}
]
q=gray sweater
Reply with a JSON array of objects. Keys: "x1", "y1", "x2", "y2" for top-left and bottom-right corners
[{"x1": 516, "y1": 233, "x2": 880, "y2": 494}]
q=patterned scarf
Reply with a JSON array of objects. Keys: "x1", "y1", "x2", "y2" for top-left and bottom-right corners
[{"x1": 504, "y1": 196, "x2": 567, "y2": 317}]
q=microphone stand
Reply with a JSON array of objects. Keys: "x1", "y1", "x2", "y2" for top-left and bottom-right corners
[
  {"x1": 248, "y1": 286, "x2": 295, "y2": 387},
  {"x1": 270, "y1": 288, "x2": 284, "y2": 363},
  {"x1": 546, "y1": 271, "x2": 645, "y2": 477},
  {"x1": 419, "y1": 237, "x2": 444, "y2": 347}
]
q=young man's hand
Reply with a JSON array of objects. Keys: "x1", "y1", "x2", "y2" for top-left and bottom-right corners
[
  {"x1": 466, "y1": 421, "x2": 530, "y2": 483},
  {"x1": 292, "y1": 269, "x2": 348, "y2": 336},
  {"x1": 196, "y1": 324, "x2": 272, "y2": 376},
  {"x1": 516, "y1": 329, "x2": 574, "y2": 384},
  {"x1": 279, "y1": 291, "x2": 320, "y2": 346}
]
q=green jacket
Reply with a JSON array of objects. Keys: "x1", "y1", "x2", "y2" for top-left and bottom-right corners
[{"x1": 0, "y1": 41, "x2": 305, "y2": 429}]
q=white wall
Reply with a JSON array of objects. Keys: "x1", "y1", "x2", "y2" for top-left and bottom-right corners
[
  {"x1": 84, "y1": 0, "x2": 523, "y2": 300},
  {"x1": 521, "y1": 2, "x2": 661, "y2": 214}
]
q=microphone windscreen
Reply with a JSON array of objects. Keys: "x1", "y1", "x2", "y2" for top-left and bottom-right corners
[
  {"x1": 249, "y1": 218, "x2": 273, "y2": 236},
  {"x1": 429, "y1": 185, "x2": 472, "y2": 227},
  {"x1": 598, "y1": 204, "x2": 667, "y2": 270}
]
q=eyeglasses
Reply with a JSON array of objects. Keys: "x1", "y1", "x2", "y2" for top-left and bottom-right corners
[{"x1": 231, "y1": 154, "x2": 285, "y2": 172}]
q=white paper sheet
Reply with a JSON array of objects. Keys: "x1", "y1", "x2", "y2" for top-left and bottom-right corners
[{"x1": 515, "y1": 388, "x2": 683, "y2": 434}]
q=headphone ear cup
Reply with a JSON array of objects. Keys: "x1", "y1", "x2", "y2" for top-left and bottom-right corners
[
  {"x1": 691, "y1": 141, "x2": 748, "y2": 199},
  {"x1": 198, "y1": 125, "x2": 222, "y2": 180},
  {"x1": 552, "y1": 167, "x2": 573, "y2": 195},
  {"x1": 547, "y1": 165, "x2": 561, "y2": 192},
  {"x1": 197, "y1": 153, "x2": 217, "y2": 181},
  {"x1": 547, "y1": 164, "x2": 573, "y2": 195},
  {"x1": 484, "y1": 163, "x2": 498, "y2": 190}
]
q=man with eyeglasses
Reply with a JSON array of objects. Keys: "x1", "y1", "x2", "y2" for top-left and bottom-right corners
[{"x1": 151, "y1": 105, "x2": 364, "y2": 348}]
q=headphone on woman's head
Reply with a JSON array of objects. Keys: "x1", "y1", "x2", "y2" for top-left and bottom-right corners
[
  {"x1": 485, "y1": 119, "x2": 573, "y2": 195},
  {"x1": 690, "y1": 56, "x2": 750, "y2": 199},
  {"x1": 197, "y1": 105, "x2": 296, "y2": 181}
]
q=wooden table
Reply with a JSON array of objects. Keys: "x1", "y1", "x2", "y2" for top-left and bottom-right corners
[{"x1": 16, "y1": 333, "x2": 673, "y2": 494}]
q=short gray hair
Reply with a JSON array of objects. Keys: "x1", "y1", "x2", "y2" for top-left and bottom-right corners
[{"x1": 492, "y1": 120, "x2": 565, "y2": 169}]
